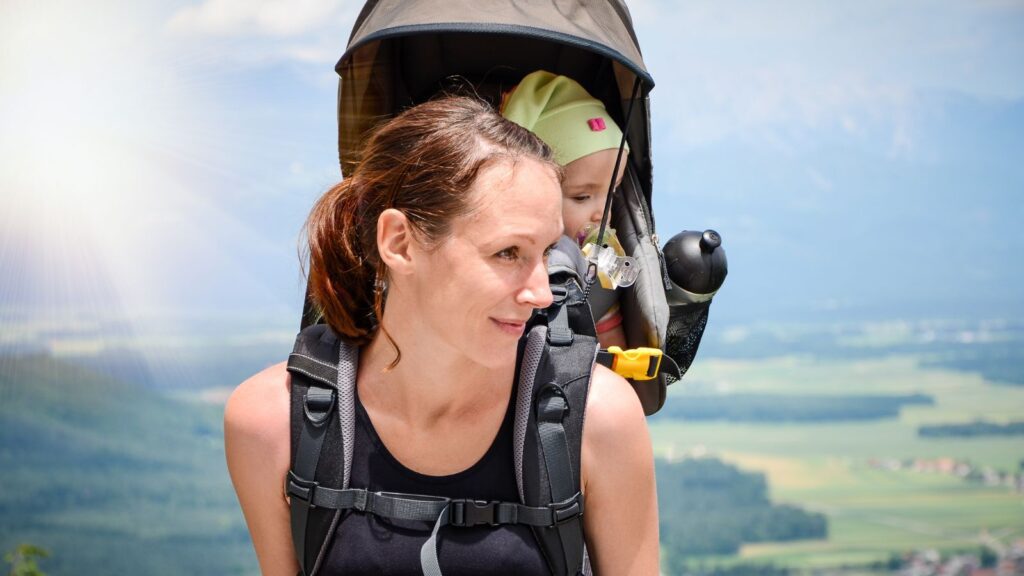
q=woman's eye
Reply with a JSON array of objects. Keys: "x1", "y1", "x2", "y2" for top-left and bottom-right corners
[
  {"x1": 496, "y1": 247, "x2": 519, "y2": 261},
  {"x1": 543, "y1": 244, "x2": 556, "y2": 258},
  {"x1": 571, "y1": 195, "x2": 591, "y2": 203}
]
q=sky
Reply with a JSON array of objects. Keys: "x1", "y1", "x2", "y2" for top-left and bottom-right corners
[{"x1": 1, "y1": 0, "x2": 1023, "y2": 356}]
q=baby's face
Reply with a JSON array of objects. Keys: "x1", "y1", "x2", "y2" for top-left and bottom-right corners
[{"x1": 561, "y1": 148, "x2": 627, "y2": 244}]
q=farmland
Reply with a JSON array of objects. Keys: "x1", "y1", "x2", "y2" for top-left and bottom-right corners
[{"x1": 650, "y1": 351, "x2": 1024, "y2": 570}]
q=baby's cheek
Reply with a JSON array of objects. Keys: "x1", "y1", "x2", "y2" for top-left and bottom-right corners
[{"x1": 559, "y1": 203, "x2": 573, "y2": 233}]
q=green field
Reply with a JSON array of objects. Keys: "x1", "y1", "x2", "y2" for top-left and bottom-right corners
[{"x1": 651, "y1": 353, "x2": 1024, "y2": 569}]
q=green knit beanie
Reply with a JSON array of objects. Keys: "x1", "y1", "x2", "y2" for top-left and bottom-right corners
[{"x1": 501, "y1": 70, "x2": 627, "y2": 166}]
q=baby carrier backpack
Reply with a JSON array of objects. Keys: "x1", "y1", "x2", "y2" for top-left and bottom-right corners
[{"x1": 287, "y1": 1, "x2": 728, "y2": 574}]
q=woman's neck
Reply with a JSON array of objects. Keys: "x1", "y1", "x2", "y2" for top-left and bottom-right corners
[{"x1": 357, "y1": 297, "x2": 515, "y2": 430}]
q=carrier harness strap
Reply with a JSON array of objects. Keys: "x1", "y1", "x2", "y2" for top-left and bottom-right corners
[
  {"x1": 286, "y1": 331, "x2": 357, "y2": 576},
  {"x1": 286, "y1": 478, "x2": 583, "y2": 528},
  {"x1": 288, "y1": 368, "x2": 335, "y2": 576},
  {"x1": 535, "y1": 285, "x2": 593, "y2": 576},
  {"x1": 537, "y1": 386, "x2": 586, "y2": 574},
  {"x1": 287, "y1": 353, "x2": 338, "y2": 388},
  {"x1": 546, "y1": 285, "x2": 575, "y2": 346}
]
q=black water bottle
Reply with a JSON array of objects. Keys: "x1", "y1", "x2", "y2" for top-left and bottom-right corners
[
  {"x1": 663, "y1": 229, "x2": 728, "y2": 305},
  {"x1": 661, "y1": 229, "x2": 728, "y2": 380}
]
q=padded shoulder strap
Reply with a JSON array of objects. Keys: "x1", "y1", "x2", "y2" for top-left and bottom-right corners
[
  {"x1": 287, "y1": 324, "x2": 358, "y2": 576},
  {"x1": 515, "y1": 280, "x2": 597, "y2": 576}
]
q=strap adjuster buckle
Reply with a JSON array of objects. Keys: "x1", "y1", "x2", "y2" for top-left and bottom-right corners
[
  {"x1": 549, "y1": 492, "x2": 584, "y2": 526},
  {"x1": 450, "y1": 499, "x2": 504, "y2": 527},
  {"x1": 605, "y1": 346, "x2": 663, "y2": 381},
  {"x1": 550, "y1": 284, "x2": 569, "y2": 304},
  {"x1": 286, "y1": 471, "x2": 319, "y2": 509},
  {"x1": 303, "y1": 389, "x2": 335, "y2": 426}
]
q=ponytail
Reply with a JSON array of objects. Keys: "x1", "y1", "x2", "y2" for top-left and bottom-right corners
[{"x1": 305, "y1": 178, "x2": 379, "y2": 345}]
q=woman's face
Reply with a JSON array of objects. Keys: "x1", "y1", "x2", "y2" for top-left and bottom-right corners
[
  {"x1": 407, "y1": 157, "x2": 564, "y2": 369},
  {"x1": 561, "y1": 148, "x2": 627, "y2": 244}
]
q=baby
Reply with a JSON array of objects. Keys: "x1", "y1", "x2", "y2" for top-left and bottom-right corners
[{"x1": 502, "y1": 70, "x2": 629, "y2": 348}]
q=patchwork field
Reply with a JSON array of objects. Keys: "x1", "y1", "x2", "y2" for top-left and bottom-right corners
[{"x1": 650, "y1": 353, "x2": 1024, "y2": 569}]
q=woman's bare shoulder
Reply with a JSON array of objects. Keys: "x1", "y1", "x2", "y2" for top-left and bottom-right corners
[
  {"x1": 583, "y1": 364, "x2": 648, "y2": 446},
  {"x1": 224, "y1": 362, "x2": 299, "y2": 574},
  {"x1": 580, "y1": 366, "x2": 659, "y2": 574},
  {"x1": 224, "y1": 362, "x2": 291, "y2": 449}
]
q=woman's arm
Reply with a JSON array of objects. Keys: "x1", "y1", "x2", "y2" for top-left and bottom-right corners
[
  {"x1": 224, "y1": 362, "x2": 299, "y2": 576},
  {"x1": 581, "y1": 364, "x2": 660, "y2": 575}
]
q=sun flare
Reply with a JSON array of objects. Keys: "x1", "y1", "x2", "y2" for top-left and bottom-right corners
[{"x1": 1, "y1": 1, "x2": 214, "y2": 332}]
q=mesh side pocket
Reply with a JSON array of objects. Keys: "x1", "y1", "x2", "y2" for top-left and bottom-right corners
[{"x1": 664, "y1": 301, "x2": 711, "y2": 382}]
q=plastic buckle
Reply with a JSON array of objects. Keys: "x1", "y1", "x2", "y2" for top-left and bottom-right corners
[
  {"x1": 303, "y1": 389, "x2": 335, "y2": 426},
  {"x1": 549, "y1": 493, "x2": 584, "y2": 526},
  {"x1": 605, "y1": 346, "x2": 663, "y2": 381},
  {"x1": 550, "y1": 284, "x2": 569, "y2": 304},
  {"x1": 286, "y1": 471, "x2": 319, "y2": 509},
  {"x1": 450, "y1": 500, "x2": 498, "y2": 527},
  {"x1": 537, "y1": 384, "x2": 570, "y2": 421}
]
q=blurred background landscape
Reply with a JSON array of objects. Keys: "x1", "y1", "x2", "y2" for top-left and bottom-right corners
[{"x1": 2, "y1": 0, "x2": 1022, "y2": 574}]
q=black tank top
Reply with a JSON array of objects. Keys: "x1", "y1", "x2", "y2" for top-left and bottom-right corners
[{"x1": 319, "y1": 387, "x2": 551, "y2": 575}]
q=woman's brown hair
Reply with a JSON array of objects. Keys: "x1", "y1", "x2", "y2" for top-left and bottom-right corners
[{"x1": 305, "y1": 96, "x2": 557, "y2": 352}]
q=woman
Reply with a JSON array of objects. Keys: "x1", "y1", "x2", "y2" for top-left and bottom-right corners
[{"x1": 224, "y1": 97, "x2": 658, "y2": 575}]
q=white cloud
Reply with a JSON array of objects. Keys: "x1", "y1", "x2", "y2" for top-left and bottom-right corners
[
  {"x1": 168, "y1": 0, "x2": 351, "y2": 37},
  {"x1": 840, "y1": 116, "x2": 862, "y2": 136},
  {"x1": 631, "y1": 0, "x2": 1024, "y2": 149},
  {"x1": 888, "y1": 125, "x2": 910, "y2": 157},
  {"x1": 805, "y1": 168, "x2": 833, "y2": 193},
  {"x1": 165, "y1": 0, "x2": 361, "y2": 67}
]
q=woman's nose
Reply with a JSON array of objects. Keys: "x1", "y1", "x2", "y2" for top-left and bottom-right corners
[{"x1": 517, "y1": 257, "x2": 554, "y2": 309}]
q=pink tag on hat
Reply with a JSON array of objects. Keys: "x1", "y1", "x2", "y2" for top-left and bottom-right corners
[{"x1": 588, "y1": 118, "x2": 606, "y2": 131}]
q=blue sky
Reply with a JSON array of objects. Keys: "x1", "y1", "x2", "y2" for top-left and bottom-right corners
[{"x1": 1, "y1": 0, "x2": 1022, "y2": 351}]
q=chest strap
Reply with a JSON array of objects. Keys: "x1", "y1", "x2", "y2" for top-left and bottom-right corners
[{"x1": 286, "y1": 471, "x2": 583, "y2": 528}]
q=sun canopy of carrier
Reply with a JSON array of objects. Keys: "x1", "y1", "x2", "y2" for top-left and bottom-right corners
[{"x1": 334, "y1": 0, "x2": 656, "y2": 205}]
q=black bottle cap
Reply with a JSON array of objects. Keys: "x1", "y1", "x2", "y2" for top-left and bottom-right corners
[
  {"x1": 700, "y1": 230, "x2": 721, "y2": 251},
  {"x1": 663, "y1": 229, "x2": 728, "y2": 295}
]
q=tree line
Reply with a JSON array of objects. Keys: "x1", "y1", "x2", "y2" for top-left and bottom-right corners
[
  {"x1": 654, "y1": 393, "x2": 934, "y2": 423},
  {"x1": 918, "y1": 420, "x2": 1024, "y2": 437},
  {"x1": 656, "y1": 457, "x2": 827, "y2": 573}
]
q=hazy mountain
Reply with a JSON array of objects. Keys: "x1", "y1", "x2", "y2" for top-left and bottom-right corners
[{"x1": 0, "y1": 353, "x2": 255, "y2": 575}]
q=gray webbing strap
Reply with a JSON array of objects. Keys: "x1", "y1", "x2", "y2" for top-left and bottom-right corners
[
  {"x1": 288, "y1": 353, "x2": 338, "y2": 388},
  {"x1": 286, "y1": 479, "x2": 580, "y2": 527},
  {"x1": 420, "y1": 505, "x2": 450, "y2": 576},
  {"x1": 287, "y1": 481, "x2": 448, "y2": 520},
  {"x1": 537, "y1": 392, "x2": 574, "y2": 495},
  {"x1": 547, "y1": 305, "x2": 573, "y2": 346}
]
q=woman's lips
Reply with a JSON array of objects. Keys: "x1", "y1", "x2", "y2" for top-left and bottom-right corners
[{"x1": 491, "y1": 318, "x2": 527, "y2": 335}]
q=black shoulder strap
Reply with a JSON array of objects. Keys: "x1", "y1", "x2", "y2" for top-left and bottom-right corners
[
  {"x1": 286, "y1": 324, "x2": 357, "y2": 576},
  {"x1": 516, "y1": 279, "x2": 597, "y2": 576}
]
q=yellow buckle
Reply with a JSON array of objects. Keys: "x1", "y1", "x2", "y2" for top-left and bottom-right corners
[{"x1": 606, "y1": 346, "x2": 663, "y2": 381}]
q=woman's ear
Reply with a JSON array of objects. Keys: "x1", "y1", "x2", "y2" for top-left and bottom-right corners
[{"x1": 377, "y1": 208, "x2": 414, "y2": 275}]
